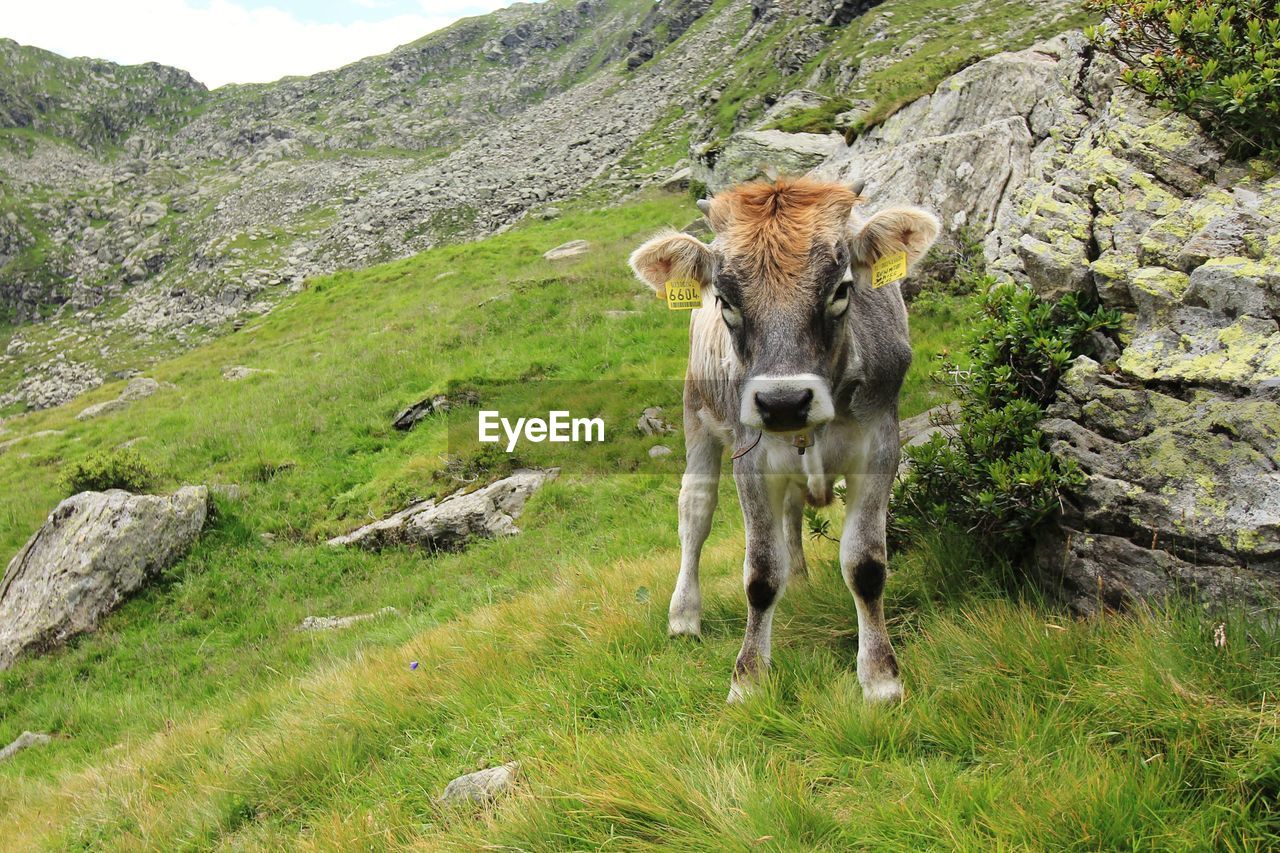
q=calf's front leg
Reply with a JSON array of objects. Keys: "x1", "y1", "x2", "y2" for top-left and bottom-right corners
[
  {"x1": 668, "y1": 423, "x2": 722, "y2": 638},
  {"x1": 841, "y1": 421, "x2": 904, "y2": 704},
  {"x1": 728, "y1": 470, "x2": 789, "y2": 703}
]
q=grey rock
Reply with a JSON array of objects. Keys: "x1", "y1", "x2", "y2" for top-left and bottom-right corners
[
  {"x1": 439, "y1": 761, "x2": 519, "y2": 804},
  {"x1": 1034, "y1": 526, "x2": 1275, "y2": 618},
  {"x1": 682, "y1": 217, "x2": 713, "y2": 239},
  {"x1": 1042, "y1": 359, "x2": 1280, "y2": 578},
  {"x1": 1017, "y1": 233, "x2": 1092, "y2": 301},
  {"x1": 76, "y1": 398, "x2": 130, "y2": 421},
  {"x1": 296, "y1": 606, "x2": 398, "y2": 632},
  {"x1": 74, "y1": 376, "x2": 162, "y2": 420},
  {"x1": 328, "y1": 468, "x2": 558, "y2": 551},
  {"x1": 1183, "y1": 257, "x2": 1279, "y2": 321},
  {"x1": 860, "y1": 31, "x2": 1280, "y2": 613},
  {"x1": 0, "y1": 731, "x2": 52, "y2": 763},
  {"x1": 660, "y1": 166, "x2": 693, "y2": 191},
  {"x1": 119, "y1": 377, "x2": 161, "y2": 401},
  {"x1": 136, "y1": 200, "x2": 167, "y2": 227},
  {"x1": 0, "y1": 487, "x2": 209, "y2": 670},
  {"x1": 392, "y1": 390, "x2": 478, "y2": 431},
  {"x1": 817, "y1": 33, "x2": 1098, "y2": 235},
  {"x1": 898, "y1": 404, "x2": 956, "y2": 446},
  {"x1": 222, "y1": 366, "x2": 268, "y2": 381},
  {"x1": 637, "y1": 406, "x2": 675, "y2": 436},
  {"x1": 543, "y1": 239, "x2": 590, "y2": 261},
  {"x1": 649, "y1": 444, "x2": 673, "y2": 458}
]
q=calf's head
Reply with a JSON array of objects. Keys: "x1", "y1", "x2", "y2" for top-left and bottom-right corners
[{"x1": 630, "y1": 177, "x2": 939, "y2": 433}]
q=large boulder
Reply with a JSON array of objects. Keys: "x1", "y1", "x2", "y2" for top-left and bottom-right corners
[
  {"x1": 0, "y1": 487, "x2": 209, "y2": 669},
  {"x1": 969, "y1": 37, "x2": 1280, "y2": 613},
  {"x1": 815, "y1": 33, "x2": 1103, "y2": 234},
  {"x1": 328, "y1": 468, "x2": 557, "y2": 552},
  {"x1": 1037, "y1": 359, "x2": 1280, "y2": 614},
  {"x1": 810, "y1": 29, "x2": 1279, "y2": 613}
]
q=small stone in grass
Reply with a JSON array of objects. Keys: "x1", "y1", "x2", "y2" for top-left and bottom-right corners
[
  {"x1": 0, "y1": 731, "x2": 52, "y2": 764},
  {"x1": 439, "y1": 761, "x2": 519, "y2": 804}
]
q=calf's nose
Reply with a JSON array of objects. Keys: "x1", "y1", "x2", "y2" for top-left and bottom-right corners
[{"x1": 754, "y1": 387, "x2": 813, "y2": 432}]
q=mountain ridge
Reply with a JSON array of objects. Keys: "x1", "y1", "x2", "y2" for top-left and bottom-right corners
[{"x1": 0, "y1": 0, "x2": 1086, "y2": 412}]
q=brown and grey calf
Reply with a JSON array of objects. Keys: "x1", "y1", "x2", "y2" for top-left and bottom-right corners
[{"x1": 630, "y1": 177, "x2": 939, "y2": 703}]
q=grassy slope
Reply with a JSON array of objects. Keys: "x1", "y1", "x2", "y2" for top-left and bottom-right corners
[{"x1": 0, "y1": 193, "x2": 1277, "y2": 848}]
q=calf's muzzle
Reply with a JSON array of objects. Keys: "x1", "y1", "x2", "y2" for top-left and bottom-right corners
[{"x1": 740, "y1": 373, "x2": 835, "y2": 434}]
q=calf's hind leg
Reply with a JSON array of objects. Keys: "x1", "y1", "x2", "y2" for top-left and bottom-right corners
[
  {"x1": 668, "y1": 419, "x2": 722, "y2": 638},
  {"x1": 783, "y1": 484, "x2": 808, "y2": 580},
  {"x1": 841, "y1": 420, "x2": 904, "y2": 704}
]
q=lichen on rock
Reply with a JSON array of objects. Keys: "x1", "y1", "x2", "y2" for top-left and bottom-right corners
[{"x1": 966, "y1": 34, "x2": 1280, "y2": 612}]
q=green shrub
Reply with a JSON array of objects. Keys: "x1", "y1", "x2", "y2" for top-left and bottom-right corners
[
  {"x1": 891, "y1": 285, "x2": 1123, "y2": 549},
  {"x1": 1087, "y1": 0, "x2": 1280, "y2": 158},
  {"x1": 59, "y1": 447, "x2": 157, "y2": 496}
]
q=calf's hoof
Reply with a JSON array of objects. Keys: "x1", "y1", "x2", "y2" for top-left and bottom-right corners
[
  {"x1": 726, "y1": 679, "x2": 753, "y2": 704},
  {"x1": 858, "y1": 646, "x2": 902, "y2": 704},
  {"x1": 859, "y1": 673, "x2": 903, "y2": 705},
  {"x1": 667, "y1": 612, "x2": 702, "y2": 639}
]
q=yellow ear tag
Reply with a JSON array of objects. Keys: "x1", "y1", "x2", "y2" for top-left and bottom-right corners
[
  {"x1": 871, "y1": 251, "x2": 908, "y2": 289},
  {"x1": 664, "y1": 277, "x2": 702, "y2": 310}
]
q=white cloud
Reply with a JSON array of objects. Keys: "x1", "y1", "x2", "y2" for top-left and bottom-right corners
[{"x1": 2, "y1": 0, "x2": 521, "y2": 89}]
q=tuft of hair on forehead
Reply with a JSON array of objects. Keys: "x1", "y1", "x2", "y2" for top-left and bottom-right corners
[{"x1": 709, "y1": 176, "x2": 861, "y2": 292}]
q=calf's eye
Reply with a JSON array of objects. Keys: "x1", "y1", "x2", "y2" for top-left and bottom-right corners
[
  {"x1": 718, "y1": 296, "x2": 742, "y2": 329},
  {"x1": 828, "y1": 281, "x2": 851, "y2": 315}
]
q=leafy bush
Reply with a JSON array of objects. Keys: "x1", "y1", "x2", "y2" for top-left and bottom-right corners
[
  {"x1": 1087, "y1": 0, "x2": 1280, "y2": 158},
  {"x1": 891, "y1": 285, "x2": 1123, "y2": 549},
  {"x1": 59, "y1": 447, "x2": 157, "y2": 496}
]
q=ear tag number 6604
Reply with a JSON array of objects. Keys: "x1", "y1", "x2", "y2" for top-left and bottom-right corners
[{"x1": 664, "y1": 278, "x2": 702, "y2": 310}]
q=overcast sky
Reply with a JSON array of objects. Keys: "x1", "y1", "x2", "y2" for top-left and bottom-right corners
[{"x1": 3, "y1": 0, "x2": 536, "y2": 89}]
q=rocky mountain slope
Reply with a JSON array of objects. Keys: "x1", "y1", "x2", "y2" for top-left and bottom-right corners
[{"x1": 0, "y1": 0, "x2": 1085, "y2": 411}]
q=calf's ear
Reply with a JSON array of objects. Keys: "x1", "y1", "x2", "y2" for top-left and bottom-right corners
[
  {"x1": 848, "y1": 207, "x2": 941, "y2": 270},
  {"x1": 629, "y1": 230, "x2": 713, "y2": 294}
]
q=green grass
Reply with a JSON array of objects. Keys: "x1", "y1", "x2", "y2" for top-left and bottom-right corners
[
  {"x1": 0, "y1": 192, "x2": 1276, "y2": 849},
  {"x1": 765, "y1": 97, "x2": 855, "y2": 135}
]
